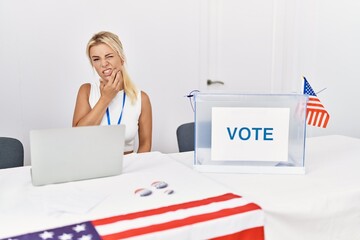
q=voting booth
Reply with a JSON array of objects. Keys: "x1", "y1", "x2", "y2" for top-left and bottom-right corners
[{"x1": 194, "y1": 93, "x2": 308, "y2": 174}]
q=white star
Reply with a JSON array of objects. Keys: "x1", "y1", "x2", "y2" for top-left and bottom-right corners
[
  {"x1": 78, "y1": 234, "x2": 93, "y2": 240},
  {"x1": 39, "y1": 231, "x2": 54, "y2": 239},
  {"x1": 73, "y1": 224, "x2": 86, "y2": 233},
  {"x1": 58, "y1": 233, "x2": 73, "y2": 240}
]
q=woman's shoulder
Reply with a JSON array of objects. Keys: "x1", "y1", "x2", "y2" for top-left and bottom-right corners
[
  {"x1": 140, "y1": 91, "x2": 151, "y2": 101},
  {"x1": 140, "y1": 91, "x2": 151, "y2": 107},
  {"x1": 77, "y1": 83, "x2": 90, "y2": 92},
  {"x1": 76, "y1": 83, "x2": 93, "y2": 98},
  {"x1": 140, "y1": 90, "x2": 149, "y2": 97}
]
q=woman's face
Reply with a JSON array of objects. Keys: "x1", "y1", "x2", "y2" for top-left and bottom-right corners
[{"x1": 89, "y1": 43, "x2": 123, "y2": 83}]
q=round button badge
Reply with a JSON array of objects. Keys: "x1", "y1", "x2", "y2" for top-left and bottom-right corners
[
  {"x1": 134, "y1": 188, "x2": 152, "y2": 197},
  {"x1": 164, "y1": 189, "x2": 174, "y2": 195},
  {"x1": 151, "y1": 181, "x2": 168, "y2": 189}
]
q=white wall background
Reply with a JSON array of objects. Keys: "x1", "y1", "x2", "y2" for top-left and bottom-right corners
[
  {"x1": 282, "y1": 0, "x2": 360, "y2": 138},
  {"x1": 0, "y1": 0, "x2": 199, "y2": 165},
  {"x1": 1, "y1": 0, "x2": 360, "y2": 165}
]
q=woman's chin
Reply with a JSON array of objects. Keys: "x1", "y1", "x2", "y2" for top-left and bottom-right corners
[{"x1": 100, "y1": 79, "x2": 109, "y2": 85}]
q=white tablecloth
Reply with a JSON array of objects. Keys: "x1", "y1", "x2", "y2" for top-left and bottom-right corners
[
  {"x1": 0, "y1": 152, "x2": 264, "y2": 240},
  {"x1": 169, "y1": 135, "x2": 360, "y2": 240}
]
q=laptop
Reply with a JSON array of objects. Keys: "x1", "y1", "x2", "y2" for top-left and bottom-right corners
[{"x1": 30, "y1": 125, "x2": 125, "y2": 186}]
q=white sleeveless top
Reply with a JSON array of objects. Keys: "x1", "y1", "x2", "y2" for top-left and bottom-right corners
[{"x1": 89, "y1": 83, "x2": 141, "y2": 152}]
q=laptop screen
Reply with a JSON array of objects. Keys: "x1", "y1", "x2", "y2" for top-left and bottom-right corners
[{"x1": 30, "y1": 125, "x2": 125, "y2": 186}]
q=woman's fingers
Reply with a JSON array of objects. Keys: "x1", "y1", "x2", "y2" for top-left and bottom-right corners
[
  {"x1": 100, "y1": 69, "x2": 122, "y2": 99},
  {"x1": 112, "y1": 70, "x2": 122, "y2": 90},
  {"x1": 103, "y1": 69, "x2": 115, "y2": 86}
]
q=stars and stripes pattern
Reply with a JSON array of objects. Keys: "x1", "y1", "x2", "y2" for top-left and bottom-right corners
[
  {"x1": 2, "y1": 222, "x2": 100, "y2": 240},
  {"x1": 303, "y1": 77, "x2": 330, "y2": 128},
  {"x1": 2, "y1": 193, "x2": 264, "y2": 240}
]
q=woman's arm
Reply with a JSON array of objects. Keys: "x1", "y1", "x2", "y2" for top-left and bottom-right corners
[
  {"x1": 72, "y1": 83, "x2": 111, "y2": 126},
  {"x1": 72, "y1": 70, "x2": 122, "y2": 127},
  {"x1": 137, "y1": 91, "x2": 152, "y2": 153}
]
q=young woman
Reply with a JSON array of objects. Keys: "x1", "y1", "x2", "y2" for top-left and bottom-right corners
[{"x1": 73, "y1": 31, "x2": 152, "y2": 154}]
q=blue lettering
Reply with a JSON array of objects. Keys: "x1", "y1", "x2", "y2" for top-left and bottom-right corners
[
  {"x1": 227, "y1": 127, "x2": 237, "y2": 140},
  {"x1": 252, "y1": 127, "x2": 262, "y2": 140},
  {"x1": 225, "y1": 126, "x2": 274, "y2": 141},
  {"x1": 263, "y1": 128, "x2": 273, "y2": 140},
  {"x1": 239, "y1": 127, "x2": 251, "y2": 140}
]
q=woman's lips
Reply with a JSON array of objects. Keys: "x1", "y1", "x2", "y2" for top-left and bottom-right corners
[{"x1": 103, "y1": 68, "x2": 112, "y2": 76}]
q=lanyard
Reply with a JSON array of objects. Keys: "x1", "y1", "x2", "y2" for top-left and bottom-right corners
[{"x1": 106, "y1": 92, "x2": 126, "y2": 125}]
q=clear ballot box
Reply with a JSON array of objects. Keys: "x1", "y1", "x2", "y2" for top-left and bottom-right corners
[{"x1": 194, "y1": 93, "x2": 308, "y2": 174}]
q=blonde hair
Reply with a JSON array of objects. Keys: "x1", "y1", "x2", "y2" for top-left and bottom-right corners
[{"x1": 86, "y1": 31, "x2": 138, "y2": 104}]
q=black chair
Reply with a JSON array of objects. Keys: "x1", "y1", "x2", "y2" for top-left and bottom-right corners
[
  {"x1": 176, "y1": 122, "x2": 195, "y2": 152},
  {"x1": 0, "y1": 137, "x2": 24, "y2": 169}
]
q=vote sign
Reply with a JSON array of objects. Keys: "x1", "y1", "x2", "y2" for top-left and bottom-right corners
[{"x1": 211, "y1": 107, "x2": 290, "y2": 162}]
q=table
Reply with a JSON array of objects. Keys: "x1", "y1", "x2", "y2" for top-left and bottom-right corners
[
  {"x1": 0, "y1": 152, "x2": 264, "y2": 240},
  {"x1": 169, "y1": 135, "x2": 360, "y2": 240}
]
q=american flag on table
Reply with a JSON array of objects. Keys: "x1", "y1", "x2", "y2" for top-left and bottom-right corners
[
  {"x1": 2, "y1": 193, "x2": 264, "y2": 240},
  {"x1": 303, "y1": 77, "x2": 330, "y2": 128}
]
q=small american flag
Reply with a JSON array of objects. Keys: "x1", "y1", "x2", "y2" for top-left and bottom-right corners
[
  {"x1": 2, "y1": 193, "x2": 264, "y2": 240},
  {"x1": 303, "y1": 77, "x2": 330, "y2": 128}
]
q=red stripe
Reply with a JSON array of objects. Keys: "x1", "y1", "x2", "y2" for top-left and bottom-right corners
[
  {"x1": 307, "y1": 103, "x2": 324, "y2": 108},
  {"x1": 307, "y1": 103, "x2": 325, "y2": 108},
  {"x1": 307, "y1": 109, "x2": 329, "y2": 128},
  {"x1": 210, "y1": 226, "x2": 265, "y2": 240},
  {"x1": 92, "y1": 193, "x2": 241, "y2": 226},
  {"x1": 309, "y1": 96, "x2": 319, "y2": 101},
  {"x1": 101, "y1": 203, "x2": 261, "y2": 240},
  {"x1": 317, "y1": 112, "x2": 329, "y2": 128},
  {"x1": 307, "y1": 97, "x2": 325, "y2": 108},
  {"x1": 307, "y1": 110, "x2": 316, "y2": 125}
]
